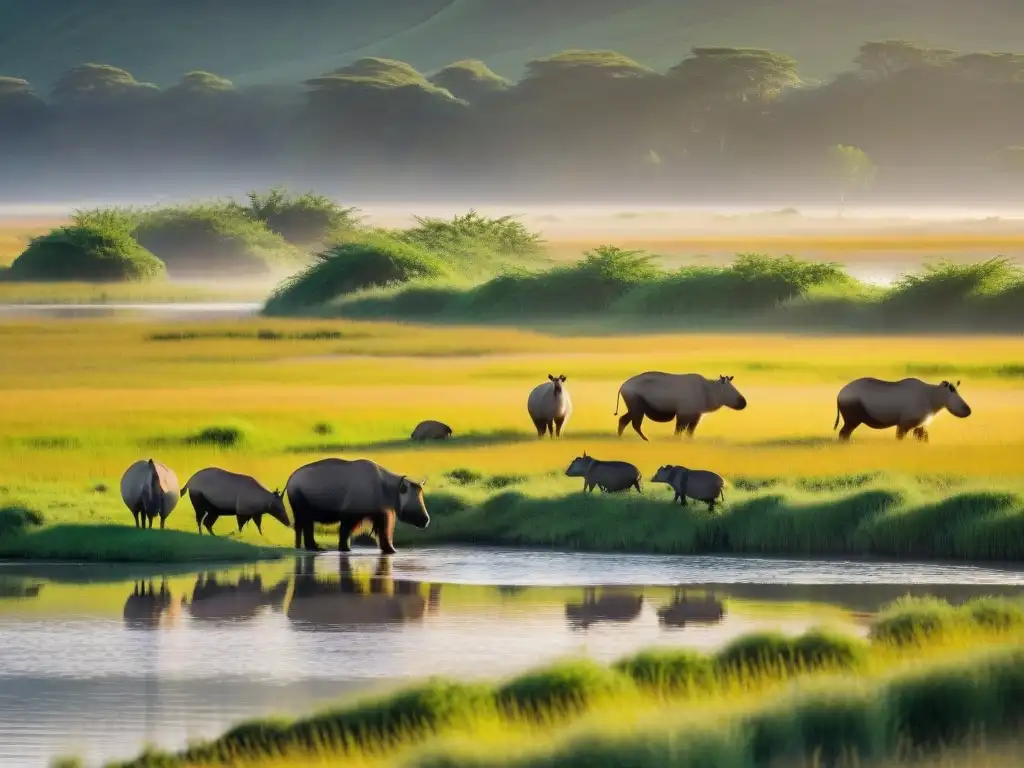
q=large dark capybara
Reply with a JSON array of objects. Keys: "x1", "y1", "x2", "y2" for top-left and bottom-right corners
[
  {"x1": 614, "y1": 372, "x2": 747, "y2": 441},
  {"x1": 285, "y1": 458, "x2": 429, "y2": 554},
  {"x1": 120, "y1": 458, "x2": 180, "y2": 529},
  {"x1": 527, "y1": 374, "x2": 573, "y2": 438},
  {"x1": 410, "y1": 420, "x2": 454, "y2": 441},
  {"x1": 651, "y1": 464, "x2": 726, "y2": 511},
  {"x1": 565, "y1": 452, "x2": 643, "y2": 494},
  {"x1": 180, "y1": 467, "x2": 291, "y2": 535},
  {"x1": 834, "y1": 377, "x2": 972, "y2": 442},
  {"x1": 565, "y1": 587, "x2": 644, "y2": 630}
]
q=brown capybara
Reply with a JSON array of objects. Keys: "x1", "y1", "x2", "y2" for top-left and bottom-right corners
[
  {"x1": 120, "y1": 459, "x2": 180, "y2": 529},
  {"x1": 834, "y1": 377, "x2": 972, "y2": 442},
  {"x1": 411, "y1": 420, "x2": 453, "y2": 441},
  {"x1": 565, "y1": 452, "x2": 642, "y2": 494},
  {"x1": 614, "y1": 372, "x2": 747, "y2": 441},
  {"x1": 180, "y1": 467, "x2": 290, "y2": 535},
  {"x1": 527, "y1": 374, "x2": 573, "y2": 438},
  {"x1": 285, "y1": 458, "x2": 429, "y2": 554},
  {"x1": 651, "y1": 465, "x2": 725, "y2": 510}
]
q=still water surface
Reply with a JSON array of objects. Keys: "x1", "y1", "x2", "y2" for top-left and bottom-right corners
[{"x1": 2, "y1": 547, "x2": 1023, "y2": 767}]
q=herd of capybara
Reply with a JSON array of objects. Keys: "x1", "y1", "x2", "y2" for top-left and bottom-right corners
[{"x1": 120, "y1": 371, "x2": 972, "y2": 554}]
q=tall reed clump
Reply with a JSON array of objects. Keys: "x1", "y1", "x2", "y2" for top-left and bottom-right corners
[
  {"x1": 870, "y1": 596, "x2": 1024, "y2": 646},
  {"x1": 398, "y1": 209, "x2": 543, "y2": 258},
  {"x1": 263, "y1": 234, "x2": 452, "y2": 315},
  {"x1": 240, "y1": 185, "x2": 360, "y2": 247}
]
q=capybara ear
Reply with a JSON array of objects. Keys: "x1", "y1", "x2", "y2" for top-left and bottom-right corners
[
  {"x1": 956, "y1": 380, "x2": 961, "y2": 388},
  {"x1": 728, "y1": 375, "x2": 734, "y2": 381},
  {"x1": 559, "y1": 374, "x2": 567, "y2": 382},
  {"x1": 548, "y1": 374, "x2": 556, "y2": 381},
  {"x1": 420, "y1": 477, "x2": 429, "y2": 486},
  {"x1": 940, "y1": 380, "x2": 949, "y2": 388}
]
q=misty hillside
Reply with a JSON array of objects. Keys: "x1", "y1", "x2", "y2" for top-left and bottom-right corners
[{"x1": 2, "y1": 0, "x2": 1023, "y2": 89}]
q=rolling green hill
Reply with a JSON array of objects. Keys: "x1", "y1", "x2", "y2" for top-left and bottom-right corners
[{"x1": 2, "y1": 0, "x2": 1023, "y2": 90}]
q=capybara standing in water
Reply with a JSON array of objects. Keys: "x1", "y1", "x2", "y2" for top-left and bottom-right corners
[
  {"x1": 614, "y1": 372, "x2": 747, "y2": 441},
  {"x1": 834, "y1": 377, "x2": 972, "y2": 442},
  {"x1": 120, "y1": 459, "x2": 180, "y2": 529},
  {"x1": 565, "y1": 452, "x2": 642, "y2": 494},
  {"x1": 180, "y1": 467, "x2": 290, "y2": 535},
  {"x1": 651, "y1": 465, "x2": 725, "y2": 510},
  {"x1": 285, "y1": 458, "x2": 429, "y2": 554},
  {"x1": 527, "y1": 374, "x2": 572, "y2": 438},
  {"x1": 410, "y1": 420, "x2": 453, "y2": 441}
]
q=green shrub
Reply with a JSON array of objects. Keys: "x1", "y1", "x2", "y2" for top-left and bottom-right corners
[
  {"x1": 0, "y1": 506, "x2": 44, "y2": 537},
  {"x1": 264, "y1": 235, "x2": 450, "y2": 314},
  {"x1": 185, "y1": 424, "x2": 249, "y2": 448},
  {"x1": 870, "y1": 596, "x2": 958, "y2": 645},
  {"x1": 134, "y1": 203, "x2": 301, "y2": 278},
  {"x1": 399, "y1": 210, "x2": 542, "y2": 256},
  {"x1": 242, "y1": 186, "x2": 360, "y2": 246},
  {"x1": 7, "y1": 224, "x2": 165, "y2": 282},
  {"x1": 715, "y1": 630, "x2": 867, "y2": 675},
  {"x1": 495, "y1": 660, "x2": 633, "y2": 717}
]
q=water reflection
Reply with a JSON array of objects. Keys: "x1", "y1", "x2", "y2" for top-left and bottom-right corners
[
  {"x1": 2, "y1": 549, "x2": 1024, "y2": 767},
  {"x1": 288, "y1": 555, "x2": 441, "y2": 631},
  {"x1": 0, "y1": 576, "x2": 42, "y2": 600},
  {"x1": 122, "y1": 579, "x2": 179, "y2": 630},
  {"x1": 186, "y1": 571, "x2": 288, "y2": 624},
  {"x1": 565, "y1": 587, "x2": 644, "y2": 630},
  {"x1": 657, "y1": 589, "x2": 727, "y2": 628}
]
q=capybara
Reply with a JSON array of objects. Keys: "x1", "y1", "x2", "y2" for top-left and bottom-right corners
[
  {"x1": 614, "y1": 372, "x2": 747, "y2": 441},
  {"x1": 120, "y1": 459, "x2": 180, "y2": 529},
  {"x1": 651, "y1": 465, "x2": 725, "y2": 510},
  {"x1": 180, "y1": 467, "x2": 290, "y2": 535},
  {"x1": 834, "y1": 377, "x2": 972, "y2": 442},
  {"x1": 285, "y1": 458, "x2": 429, "y2": 554},
  {"x1": 565, "y1": 452, "x2": 642, "y2": 494},
  {"x1": 527, "y1": 374, "x2": 572, "y2": 438},
  {"x1": 411, "y1": 420, "x2": 453, "y2": 441}
]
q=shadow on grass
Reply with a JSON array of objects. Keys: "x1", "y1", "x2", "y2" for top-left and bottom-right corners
[{"x1": 0, "y1": 524, "x2": 286, "y2": 564}]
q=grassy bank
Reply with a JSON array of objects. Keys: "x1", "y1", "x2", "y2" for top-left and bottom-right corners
[
  {"x1": 103, "y1": 597, "x2": 1024, "y2": 767},
  {"x1": 0, "y1": 319, "x2": 1022, "y2": 561}
]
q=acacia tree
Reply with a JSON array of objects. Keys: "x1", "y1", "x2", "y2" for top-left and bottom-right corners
[
  {"x1": 853, "y1": 40, "x2": 955, "y2": 79},
  {"x1": 826, "y1": 144, "x2": 876, "y2": 215},
  {"x1": 668, "y1": 47, "x2": 800, "y2": 157}
]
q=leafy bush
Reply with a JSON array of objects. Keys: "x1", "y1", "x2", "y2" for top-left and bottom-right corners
[
  {"x1": 399, "y1": 210, "x2": 543, "y2": 256},
  {"x1": 242, "y1": 186, "x2": 360, "y2": 246},
  {"x1": 0, "y1": 506, "x2": 45, "y2": 537},
  {"x1": 7, "y1": 223, "x2": 165, "y2": 282},
  {"x1": 185, "y1": 424, "x2": 249, "y2": 448},
  {"x1": 264, "y1": 235, "x2": 450, "y2": 314},
  {"x1": 134, "y1": 203, "x2": 302, "y2": 278},
  {"x1": 614, "y1": 648, "x2": 715, "y2": 693}
]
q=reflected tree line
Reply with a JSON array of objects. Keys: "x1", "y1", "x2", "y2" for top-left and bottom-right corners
[{"x1": 2, "y1": 40, "x2": 1024, "y2": 199}]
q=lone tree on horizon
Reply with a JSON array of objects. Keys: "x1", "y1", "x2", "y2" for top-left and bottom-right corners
[{"x1": 826, "y1": 144, "x2": 876, "y2": 216}]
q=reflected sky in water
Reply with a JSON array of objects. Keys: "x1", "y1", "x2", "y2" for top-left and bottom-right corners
[{"x1": 1, "y1": 547, "x2": 1022, "y2": 767}]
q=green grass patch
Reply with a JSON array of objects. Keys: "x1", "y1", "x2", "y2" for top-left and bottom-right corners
[
  {"x1": 871, "y1": 596, "x2": 1024, "y2": 646},
  {"x1": 0, "y1": 524, "x2": 284, "y2": 563}
]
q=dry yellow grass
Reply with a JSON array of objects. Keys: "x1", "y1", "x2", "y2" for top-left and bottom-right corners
[{"x1": 0, "y1": 319, "x2": 1022, "y2": 513}]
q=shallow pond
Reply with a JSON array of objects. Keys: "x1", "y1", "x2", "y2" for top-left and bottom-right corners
[{"x1": 1, "y1": 547, "x2": 1023, "y2": 767}]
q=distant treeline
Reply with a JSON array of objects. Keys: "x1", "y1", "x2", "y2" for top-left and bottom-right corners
[{"x1": 3, "y1": 41, "x2": 1024, "y2": 199}]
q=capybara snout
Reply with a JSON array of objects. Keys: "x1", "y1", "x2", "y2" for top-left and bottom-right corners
[{"x1": 735, "y1": 395, "x2": 748, "y2": 410}]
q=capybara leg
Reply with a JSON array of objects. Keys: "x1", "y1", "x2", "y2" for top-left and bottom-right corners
[
  {"x1": 633, "y1": 480, "x2": 642, "y2": 494},
  {"x1": 617, "y1": 412, "x2": 632, "y2": 437},
  {"x1": 686, "y1": 415, "x2": 701, "y2": 437},
  {"x1": 707, "y1": 500, "x2": 716, "y2": 512},
  {"x1": 680, "y1": 495, "x2": 688, "y2": 506},
  {"x1": 630, "y1": 413, "x2": 648, "y2": 442},
  {"x1": 337, "y1": 519, "x2": 361, "y2": 552},
  {"x1": 546, "y1": 420, "x2": 554, "y2": 438},
  {"x1": 294, "y1": 524, "x2": 303, "y2": 549},
  {"x1": 304, "y1": 522, "x2": 323, "y2": 552},
  {"x1": 159, "y1": 515, "x2": 166, "y2": 530},
  {"x1": 913, "y1": 427, "x2": 929, "y2": 443},
  {"x1": 896, "y1": 426, "x2": 908, "y2": 441},
  {"x1": 132, "y1": 509, "x2": 140, "y2": 528},
  {"x1": 376, "y1": 513, "x2": 398, "y2": 555},
  {"x1": 533, "y1": 418, "x2": 547, "y2": 438},
  {"x1": 554, "y1": 417, "x2": 565, "y2": 437},
  {"x1": 204, "y1": 515, "x2": 217, "y2": 535},
  {"x1": 674, "y1": 416, "x2": 686, "y2": 436},
  {"x1": 838, "y1": 420, "x2": 859, "y2": 441}
]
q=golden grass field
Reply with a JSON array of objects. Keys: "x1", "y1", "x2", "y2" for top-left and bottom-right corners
[{"x1": 0, "y1": 315, "x2": 1022, "y2": 549}]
